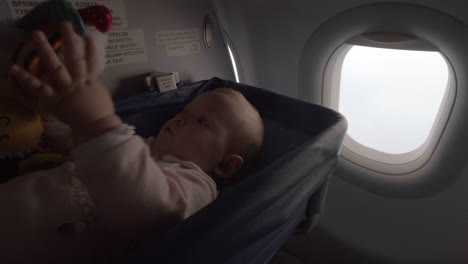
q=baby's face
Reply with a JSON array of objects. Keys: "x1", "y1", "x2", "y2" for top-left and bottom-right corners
[{"x1": 149, "y1": 91, "x2": 243, "y2": 172}]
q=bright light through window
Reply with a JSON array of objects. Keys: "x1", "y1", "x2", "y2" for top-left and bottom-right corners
[
  {"x1": 339, "y1": 46, "x2": 449, "y2": 154},
  {"x1": 227, "y1": 44, "x2": 240, "y2": 82}
]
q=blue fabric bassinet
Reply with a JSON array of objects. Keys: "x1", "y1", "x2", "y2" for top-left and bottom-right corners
[{"x1": 114, "y1": 77, "x2": 347, "y2": 264}]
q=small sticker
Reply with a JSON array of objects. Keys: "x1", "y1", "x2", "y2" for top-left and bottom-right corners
[
  {"x1": 7, "y1": 0, "x2": 128, "y2": 29},
  {"x1": 156, "y1": 29, "x2": 200, "y2": 45},
  {"x1": 105, "y1": 29, "x2": 147, "y2": 66},
  {"x1": 166, "y1": 41, "x2": 201, "y2": 56},
  {"x1": 155, "y1": 75, "x2": 177, "y2": 93}
]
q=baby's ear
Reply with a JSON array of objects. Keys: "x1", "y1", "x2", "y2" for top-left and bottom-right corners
[{"x1": 214, "y1": 154, "x2": 243, "y2": 179}]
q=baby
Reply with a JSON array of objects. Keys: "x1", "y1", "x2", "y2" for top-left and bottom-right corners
[{"x1": 3, "y1": 22, "x2": 264, "y2": 263}]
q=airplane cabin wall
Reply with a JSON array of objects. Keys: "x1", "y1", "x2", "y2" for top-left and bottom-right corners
[
  {"x1": 2, "y1": 0, "x2": 467, "y2": 262},
  {"x1": 214, "y1": 0, "x2": 468, "y2": 263},
  {"x1": 214, "y1": 0, "x2": 468, "y2": 97},
  {"x1": 0, "y1": 0, "x2": 235, "y2": 95}
]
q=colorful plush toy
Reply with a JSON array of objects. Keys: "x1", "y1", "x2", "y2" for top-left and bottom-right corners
[
  {"x1": 13, "y1": 0, "x2": 112, "y2": 79},
  {"x1": 0, "y1": 0, "x2": 112, "y2": 181},
  {"x1": 0, "y1": 96, "x2": 43, "y2": 154}
]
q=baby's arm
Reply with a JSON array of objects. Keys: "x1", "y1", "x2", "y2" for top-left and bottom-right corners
[
  {"x1": 10, "y1": 22, "x2": 217, "y2": 240},
  {"x1": 41, "y1": 116, "x2": 74, "y2": 154},
  {"x1": 69, "y1": 127, "x2": 209, "y2": 239},
  {"x1": 10, "y1": 22, "x2": 122, "y2": 147}
]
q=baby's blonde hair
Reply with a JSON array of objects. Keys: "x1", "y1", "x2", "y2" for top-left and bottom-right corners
[{"x1": 212, "y1": 88, "x2": 264, "y2": 168}]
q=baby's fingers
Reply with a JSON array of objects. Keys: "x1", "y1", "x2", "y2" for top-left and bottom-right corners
[
  {"x1": 10, "y1": 64, "x2": 56, "y2": 99},
  {"x1": 85, "y1": 35, "x2": 99, "y2": 77},
  {"x1": 61, "y1": 22, "x2": 87, "y2": 80},
  {"x1": 32, "y1": 30, "x2": 72, "y2": 91}
]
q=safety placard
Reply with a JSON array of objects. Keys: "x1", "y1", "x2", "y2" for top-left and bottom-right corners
[
  {"x1": 156, "y1": 28, "x2": 200, "y2": 45},
  {"x1": 7, "y1": 0, "x2": 128, "y2": 29},
  {"x1": 156, "y1": 28, "x2": 201, "y2": 56},
  {"x1": 166, "y1": 41, "x2": 200, "y2": 56},
  {"x1": 105, "y1": 29, "x2": 147, "y2": 66}
]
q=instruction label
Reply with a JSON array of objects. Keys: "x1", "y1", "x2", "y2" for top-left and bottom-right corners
[
  {"x1": 156, "y1": 28, "x2": 199, "y2": 45},
  {"x1": 105, "y1": 29, "x2": 147, "y2": 66},
  {"x1": 7, "y1": 0, "x2": 128, "y2": 29},
  {"x1": 166, "y1": 41, "x2": 200, "y2": 56}
]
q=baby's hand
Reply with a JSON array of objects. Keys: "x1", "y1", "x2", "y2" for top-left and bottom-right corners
[{"x1": 10, "y1": 22, "x2": 122, "y2": 145}]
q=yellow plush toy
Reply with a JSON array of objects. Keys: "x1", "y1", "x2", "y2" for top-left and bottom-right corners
[
  {"x1": 0, "y1": 97, "x2": 43, "y2": 159},
  {"x1": 0, "y1": 0, "x2": 112, "y2": 181},
  {"x1": 0, "y1": 96, "x2": 46, "y2": 182}
]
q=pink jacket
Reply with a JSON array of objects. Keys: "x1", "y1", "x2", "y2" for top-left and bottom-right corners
[{"x1": 0, "y1": 124, "x2": 217, "y2": 263}]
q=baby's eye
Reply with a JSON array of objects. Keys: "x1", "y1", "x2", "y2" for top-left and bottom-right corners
[{"x1": 197, "y1": 118, "x2": 208, "y2": 127}]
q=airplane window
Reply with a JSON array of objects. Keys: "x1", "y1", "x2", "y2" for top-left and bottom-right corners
[
  {"x1": 227, "y1": 44, "x2": 240, "y2": 82},
  {"x1": 339, "y1": 45, "x2": 449, "y2": 154},
  {"x1": 299, "y1": 3, "x2": 465, "y2": 193},
  {"x1": 323, "y1": 43, "x2": 455, "y2": 173}
]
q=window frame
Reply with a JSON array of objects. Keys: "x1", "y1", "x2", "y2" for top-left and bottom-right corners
[
  {"x1": 323, "y1": 43, "x2": 456, "y2": 175},
  {"x1": 297, "y1": 2, "x2": 468, "y2": 198}
]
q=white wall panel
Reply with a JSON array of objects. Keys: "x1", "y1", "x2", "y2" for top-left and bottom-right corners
[{"x1": 0, "y1": 0, "x2": 234, "y2": 95}]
